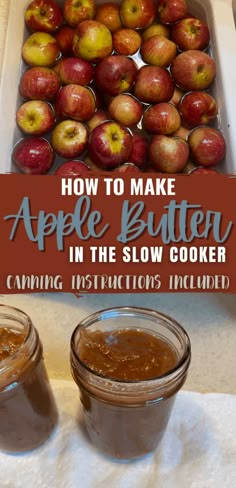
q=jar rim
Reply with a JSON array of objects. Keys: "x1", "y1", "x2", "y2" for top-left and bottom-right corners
[
  {"x1": 0, "y1": 304, "x2": 33, "y2": 372},
  {"x1": 71, "y1": 306, "x2": 191, "y2": 386}
]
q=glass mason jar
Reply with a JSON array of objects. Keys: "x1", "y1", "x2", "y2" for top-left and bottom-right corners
[
  {"x1": 0, "y1": 305, "x2": 58, "y2": 453},
  {"x1": 70, "y1": 306, "x2": 191, "y2": 461}
]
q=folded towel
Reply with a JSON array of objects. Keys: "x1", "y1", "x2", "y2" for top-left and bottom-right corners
[{"x1": 1, "y1": 380, "x2": 236, "y2": 488}]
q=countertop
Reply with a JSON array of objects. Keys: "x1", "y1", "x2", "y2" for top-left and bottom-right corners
[{"x1": 0, "y1": 2, "x2": 236, "y2": 395}]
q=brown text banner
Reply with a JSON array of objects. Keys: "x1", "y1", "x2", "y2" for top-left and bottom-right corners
[{"x1": 0, "y1": 174, "x2": 235, "y2": 294}]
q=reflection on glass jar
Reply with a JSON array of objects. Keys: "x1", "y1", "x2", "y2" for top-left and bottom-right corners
[
  {"x1": 0, "y1": 305, "x2": 58, "y2": 453},
  {"x1": 71, "y1": 306, "x2": 191, "y2": 461}
]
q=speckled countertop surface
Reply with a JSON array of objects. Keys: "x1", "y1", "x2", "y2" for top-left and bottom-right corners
[{"x1": 0, "y1": 2, "x2": 236, "y2": 394}]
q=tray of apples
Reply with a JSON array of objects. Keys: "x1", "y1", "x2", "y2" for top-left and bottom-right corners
[{"x1": 1, "y1": 0, "x2": 236, "y2": 175}]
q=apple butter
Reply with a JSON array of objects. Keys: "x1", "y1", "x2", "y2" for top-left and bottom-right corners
[
  {"x1": 78, "y1": 328, "x2": 177, "y2": 381},
  {"x1": 0, "y1": 305, "x2": 58, "y2": 453},
  {"x1": 0, "y1": 327, "x2": 25, "y2": 361},
  {"x1": 71, "y1": 307, "x2": 191, "y2": 460}
]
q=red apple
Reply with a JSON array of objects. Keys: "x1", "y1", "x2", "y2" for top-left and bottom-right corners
[
  {"x1": 55, "y1": 26, "x2": 75, "y2": 55},
  {"x1": 129, "y1": 133, "x2": 148, "y2": 168},
  {"x1": 142, "y1": 23, "x2": 170, "y2": 41},
  {"x1": 171, "y1": 50, "x2": 216, "y2": 91},
  {"x1": 19, "y1": 67, "x2": 61, "y2": 100},
  {"x1": 169, "y1": 86, "x2": 184, "y2": 106},
  {"x1": 24, "y1": 0, "x2": 63, "y2": 33},
  {"x1": 54, "y1": 57, "x2": 94, "y2": 86},
  {"x1": 63, "y1": 0, "x2": 96, "y2": 27},
  {"x1": 87, "y1": 110, "x2": 108, "y2": 132},
  {"x1": 173, "y1": 125, "x2": 190, "y2": 140},
  {"x1": 51, "y1": 120, "x2": 88, "y2": 158},
  {"x1": 55, "y1": 84, "x2": 95, "y2": 121},
  {"x1": 157, "y1": 0, "x2": 187, "y2": 24},
  {"x1": 189, "y1": 166, "x2": 219, "y2": 175},
  {"x1": 12, "y1": 137, "x2": 54, "y2": 174},
  {"x1": 22, "y1": 32, "x2": 61, "y2": 67},
  {"x1": 191, "y1": 167, "x2": 218, "y2": 174},
  {"x1": 88, "y1": 121, "x2": 133, "y2": 168},
  {"x1": 140, "y1": 35, "x2": 177, "y2": 67},
  {"x1": 16, "y1": 100, "x2": 55, "y2": 135},
  {"x1": 179, "y1": 91, "x2": 218, "y2": 128},
  {"x1": 171, "y1": 18, "x2": 210, "y2": 51},
  {"x1": 113, "y1": 28, "x2": 141, "y2": 56},
  {"x1": 149, "y1": 135, "x2": 189, "y2": 172},
  {"x1": 54, "y1": 160, "x2": 91, "y2": 175},
  {"x1": 188, "y1": 127, "x2": 226, "y2": 166},
  {"x1": 114, "y1": 163, "x2": 141, "y2": 173},
  {"x1": 143, "y1": 103, "x2": 181, "y2": 134},
  {"x1": 94, "y1": 55, "x2": 138, "y2": 96},
  {"x1": 134, "y1": 66, "x2": 174, "y2": 104},
  {"x1": 95, "y1": 2, "x2": 122, "y2": 32},
  {"x1": 108, "y1": 94, "x2": 143, "y2": 127},
  {"x1": 120, "y1": 0, "x2": 156, "y2": 29},
  {"x1": 73, "y1": 20, "x2": 112, "y2": 63}
]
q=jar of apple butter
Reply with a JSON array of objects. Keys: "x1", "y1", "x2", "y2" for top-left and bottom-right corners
[
  {"x1": 0, "y1": 305, "x2": 58, "y2": 453},
  {"x1": 71, "y1": 306, "x2": 191, "y2": 461}
]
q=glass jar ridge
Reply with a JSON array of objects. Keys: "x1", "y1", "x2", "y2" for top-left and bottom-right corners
[
  {"x1": 0, "y1": 304, "x2": 58, "y2": 453},
  {"x1": 70, "y1": 306, "x2": 191, "y2": 460},
  {"x1": 0, "y1": 304, "x2": 40, "y2": 389}
]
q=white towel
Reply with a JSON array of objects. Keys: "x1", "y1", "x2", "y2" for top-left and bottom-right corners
[{"x1": 1, "y1": 380, "x2": 236, "y2": 488}]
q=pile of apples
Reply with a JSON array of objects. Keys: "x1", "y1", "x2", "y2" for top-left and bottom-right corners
[{"x1": 12, "y1": 0, "x2": 226, "y2": 175}]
